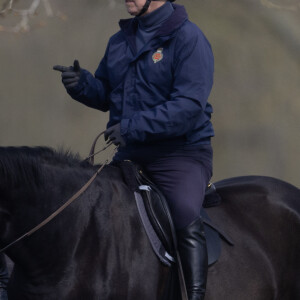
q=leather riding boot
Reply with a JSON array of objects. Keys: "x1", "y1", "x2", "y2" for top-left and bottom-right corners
[{"x1": 177, "y1": 218, "x2": 208, "y2": 300}]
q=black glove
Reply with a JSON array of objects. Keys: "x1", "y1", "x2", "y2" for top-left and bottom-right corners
[
  {"x1": 53, "y1": 60, "x2": 81, "y2": 90},
  {"x1": 104, "y1": 123, "x2": 126, "y2": 147}
]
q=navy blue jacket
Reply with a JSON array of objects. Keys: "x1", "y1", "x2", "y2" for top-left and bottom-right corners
[{"x1": 68, "y1": 4, "x2": 214, "y2": 157}]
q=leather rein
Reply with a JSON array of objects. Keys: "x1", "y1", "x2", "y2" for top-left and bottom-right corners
[
  {"x1": 0, "y1": 132, "x2": 189, "y2": 300},
  {"x1": 0, "y1": 131, "x2": 115, "y2": 254}
]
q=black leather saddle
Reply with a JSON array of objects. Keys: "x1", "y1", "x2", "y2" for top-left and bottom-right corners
[{"x1": 118, "y1": 161, "x2": 234, "y2": 267}]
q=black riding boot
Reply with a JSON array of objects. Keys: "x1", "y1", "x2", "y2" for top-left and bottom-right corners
[
  {"x1": 0, "y1": 254, "x2": 8, "y2": 300},
  {"x1": 177, "y1": 218, "x2": 208, "y2": 300}
]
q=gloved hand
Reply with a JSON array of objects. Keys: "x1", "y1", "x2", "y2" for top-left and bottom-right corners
[
  {"x1": 104, "y1": 123, "x2": 126, "y2": 147},
  {"x1": 53, "y1": 60, "x2": 81, "y2": 90}
]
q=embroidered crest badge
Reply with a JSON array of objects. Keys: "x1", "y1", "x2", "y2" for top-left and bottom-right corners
[{"x1": 152, "y1": 48, "x2": 164, "y2": 64}]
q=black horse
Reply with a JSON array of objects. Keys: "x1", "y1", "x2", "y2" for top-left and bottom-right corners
[{"x1": 0, "y1": 147, "x2": 299, "y2": 299}]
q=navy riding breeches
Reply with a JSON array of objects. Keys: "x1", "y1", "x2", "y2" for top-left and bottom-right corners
[{"x1": 116, "y1": 145, "x2": 213, "y2": 230}]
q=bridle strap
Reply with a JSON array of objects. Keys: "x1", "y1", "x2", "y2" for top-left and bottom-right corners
[
  {"x1": 137, "y1": 0, "x2": 152, "y2": 17},
  {"x1": 137, "y1": 0, "x2": 166, "y2": 17},
  {"x1": 0, "y1": 132, "x2": 115, "y2": 254}
]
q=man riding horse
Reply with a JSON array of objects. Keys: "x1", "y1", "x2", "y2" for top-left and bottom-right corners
[{"x1": 54, "y1": 1, "x2": 214, "y2": 299}]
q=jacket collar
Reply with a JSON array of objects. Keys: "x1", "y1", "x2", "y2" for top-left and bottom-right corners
[
  {"x1": 119, "y1": 4, "x2": 188, "y2": 38},
  {"x1": 118, "y1": 4, "x2": 188, "y2": 58},
  {"x1": 137, "y1": 1, "x2": 173, "y2": 30}
]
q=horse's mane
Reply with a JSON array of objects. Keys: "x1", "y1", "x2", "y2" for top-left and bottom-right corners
[{"x1": 0, "y1": 146, "x2": 90, "y2": 188}]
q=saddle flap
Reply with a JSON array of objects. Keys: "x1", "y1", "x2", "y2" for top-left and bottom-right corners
[{"x1": 200, "y1": 209, "x2": 221, "y2": 266}]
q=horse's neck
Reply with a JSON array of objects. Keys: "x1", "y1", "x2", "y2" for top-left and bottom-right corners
[
  {"x1": 6, "y1": 168, "x2": 99, "y2": 282},
  {"x1": 7, "y1": 167, "x2": 120, "y2": 290},
  {"x1": 7, "y1": 166, "x2": 170, "y2": 298}
]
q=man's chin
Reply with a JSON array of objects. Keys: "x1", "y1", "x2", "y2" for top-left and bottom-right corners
[
  {"x1": 125, "y1": 2, "x2": 139, "y2": 14},
  {"x1": 126, "y1": 8, "x2": 139, "y2": 16}
]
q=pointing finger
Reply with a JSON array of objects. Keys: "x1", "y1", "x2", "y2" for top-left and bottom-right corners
[{"x1": 53, "y1": 65, "x2": 71, "y2": 72}]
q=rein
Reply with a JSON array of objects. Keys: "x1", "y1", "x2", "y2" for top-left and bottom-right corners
[
  {"x1": 0, "y1": 133, "x2": 189, "y2": 300},
  {"x1": 0, "y1": 131, "x2": 115, "y2": 254}
]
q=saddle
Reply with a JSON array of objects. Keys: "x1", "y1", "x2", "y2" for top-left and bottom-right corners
[{"x1": 118, "y1": 161, "x2": 234, "y2": 268}]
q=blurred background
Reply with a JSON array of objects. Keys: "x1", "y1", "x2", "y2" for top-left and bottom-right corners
[{"x1": 0, "y1": 0, "x2": 299, "y2": 187}]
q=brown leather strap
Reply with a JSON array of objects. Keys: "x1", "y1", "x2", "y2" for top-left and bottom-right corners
[
  {"x1": 0, "y1": 131, "x2": 116, "y2": 254},
  {"x1": 87, "y1": 130, "x2": 113, "y2": 165},
  {"x1": 0, "y1": 163, "x2": 106, "y2": 254}
]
